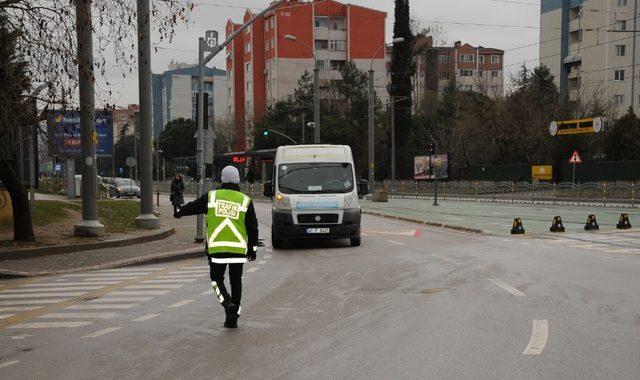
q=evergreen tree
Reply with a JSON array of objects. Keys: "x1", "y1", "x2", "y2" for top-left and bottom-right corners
[
  {"x1": 391, "y1": 0, "x2": 415, "y2": 178},
  {"x1": 606, "y1": 108, "x2": 640, "y2": 161},
  {"x1": 159, "y1": 118, "x2": 197, "y2": 161}
]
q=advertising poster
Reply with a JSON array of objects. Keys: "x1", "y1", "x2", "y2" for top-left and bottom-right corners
[
  {"x1": 414, "y1": 154, "x2": 449, "y2": 180},
  {"x1": 47, "y1": 111, "x2": 113, "y2": 157}
]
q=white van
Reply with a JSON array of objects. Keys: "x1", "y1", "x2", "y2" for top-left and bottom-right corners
[{"x1": 264, "y1": 145, "x2": 369, "y2": 248}]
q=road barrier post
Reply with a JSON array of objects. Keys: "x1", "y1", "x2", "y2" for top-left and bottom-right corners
[
  {"x1": 585, "y1": 214, "x2": 600, "y2": 231},
  {"x1": 617, "y1": 213, "x2": 632, "y2": 229},
  {"x1": 550, "y1": 216, "x2": 565, "y2": 232},
  {"x1": 511, "y1": 218, "x2": 525, "y2": 235}
]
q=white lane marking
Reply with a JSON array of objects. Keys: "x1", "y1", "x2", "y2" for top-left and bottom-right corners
[
  {"x1": 98, "y1": 268, "x2": 163, "y2": 272},
  {"x1": 108, "y1": 291, "x2": 169, "y2": 296},
  {"x1": 0, "y1": 292, "x2": 85, "y2": 299},
  {"x1": 386, "y1": 239, "x2": 406, "y2": 246},
  {"x1": 88, "y1": 297, "x2": 154, "y2": 303},
  {"x1": 0, "y1": 306, "x2": 41, "y2": 312},
  {"x1": 125, "y1": 284, "x2": 183, "y2": 290},
  {"x1": 22, "y1": 282, "x2": 119, "y2": 287},
  {"x1": 155, "y1": 275, "x2": 206, "y2": 279},
  {"x1": 141, "y1": 279, "x2": 196, "y2": 284},
  {"x1": 433, "y1": 254, "x2": 463, "y2": 266},
  {"x1": 201, "y1": 289, "x2": 214, "y2": 295},
  {"x1": 8, "y1": 322, "x2": 93, "y2": 329},
  {"x1": 0, "y1": 314, "x2": 16, "y2": 319},
  {"x1": 0, "y1": 286, "x2": 103, "y2": 293},
  {"x1": 83, "y1": 327, "x2": 122, "y2": 338},
  {"x1": 0, "y1": 300, "x2": 62, "y2": 306},
  {"x1": 168, "y1": 300, "x2": 194, "y2": 308},
  {"x1": 489, "y1": 278, "x2": 526, "y2": 297},
  {"x1": 247, "y1": 267, "x2": 259, "y2": 273},
  {"x1": 0, "y1": 361, "x2": 19, "y2": 369},
  {"x1": 257, "y1": 260, "x2": 267, "y2": 265},
  {"x1": 10, "y1": 334, "x2": 32, "y2": 340},
  {"x1": 523, "y1": 319, "x2": 549, "y2": 355},
  {"x1": 38, "y1": 312, "x2": 116, "y2": 319},
  {"x1": 63, "y1": 274, "x2": 142, "y2": 278},
  {"x1": 82, "y1": 277, "x2": 139, "y2": 281},
  {"x1": 170, "y1": 270, "x2": 207, "y2": 275},
  {"x1": 66, "y1": 304, "x2": 134, "y2": 310},
  {"x1": 132, "y1": 313, "x2": 160, "y2": 322},
  {"x1": 179, "y1": 266, "x2": 206, "y2": 270}
]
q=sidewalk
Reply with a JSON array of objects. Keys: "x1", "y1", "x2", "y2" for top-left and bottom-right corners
[
  {"x1": 360, "y1": 198, "x2": 637, "y2": 236},
  {"x1": 0, "y1": 194, "x2": 206, "y2": 278}
]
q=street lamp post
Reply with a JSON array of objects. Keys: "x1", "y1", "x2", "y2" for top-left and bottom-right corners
[
  {"x1": 284, "y1": 34, "x2": 320, "y2": 144},
  {"x1": 368, "y1": 38, "x2": 404, "y2": 193}
]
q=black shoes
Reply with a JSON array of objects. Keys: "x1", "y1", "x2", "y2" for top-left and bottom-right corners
[{"x1": 223, "y1": 302, "x2": 238, "y2": 329}]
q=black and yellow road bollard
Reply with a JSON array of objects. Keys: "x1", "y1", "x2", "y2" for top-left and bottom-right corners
[
  {"x1": 617, "y1": 213, "x2": 632, "y2": 230},
  {"x1": 511, "y1": 218, "x2": 525, "y2": 235},
  {"x1": 584, "y1": 214, "x2": 599, "y2": 231},
  {"x1": 550, "y1": 216, "x2": 565, "y2": 232}
]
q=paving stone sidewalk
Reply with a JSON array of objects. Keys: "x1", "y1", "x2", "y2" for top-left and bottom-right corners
[{"x1": 360, "y1": 198, "x2": 637, "y2": 236}]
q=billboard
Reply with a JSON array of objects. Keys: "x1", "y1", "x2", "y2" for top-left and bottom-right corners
[
  {"x1": 47, "y1": 111, "x2": 113, "y2": 157},
  {"x1": 531, "y1": 165, "x2": 553, "y2": 180},
  {"x1": 414, "y1": 154, "x2": 448, "y2": 180}
]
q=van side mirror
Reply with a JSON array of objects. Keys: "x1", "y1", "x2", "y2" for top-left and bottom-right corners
[
  {"x1": 263, "y1": 181, "x2": 274, "y2": 197},
  {"x1": 357, "y1": 180, "x2": 369, "y2": 196}
]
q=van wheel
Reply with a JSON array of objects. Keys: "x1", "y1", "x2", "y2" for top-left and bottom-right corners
[
  {"x1": 272, "y1": 230, "x2": 284, "y2": 249},
  {"x1": 350, "y1": 237, "x2": 361, "y2": 247}
]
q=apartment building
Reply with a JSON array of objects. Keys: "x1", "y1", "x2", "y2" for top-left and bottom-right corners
[
  {"x1": 406, "y1": 36, "x2": 504, "y2": 107},
  {"x1": 226, "y1": 0, "x2": 387, "y2": 150},
  {"x1": 540, "y1": 0, "x2": 639, "y2": 112},
  {"x1": 151, "y1": 63, "x2": 229, "y2": 139}
]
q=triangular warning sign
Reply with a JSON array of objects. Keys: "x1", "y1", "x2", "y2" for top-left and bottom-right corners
[{"x1": 568, "y1": 150, "x2": 583, "y2": 164}]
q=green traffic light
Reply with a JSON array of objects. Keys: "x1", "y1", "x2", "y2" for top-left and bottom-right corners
[{"x1": 263, "y1": 130, "x2": 269, "y2": 136}]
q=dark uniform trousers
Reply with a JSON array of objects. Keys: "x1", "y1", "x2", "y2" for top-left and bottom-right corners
[{"x1": 209, "y1": 262, "x2": 244, "y2": 307}]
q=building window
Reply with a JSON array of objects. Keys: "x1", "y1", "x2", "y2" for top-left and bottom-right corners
[
  {"x1": 265, "y1": 20, "x2": 269, "y2": 31},
  {"x1": 614, "y1": 94, "x2": 625, "y2": 106},
  {"x1": 459, "y1": 69, "x2": 473, "y2": 77},
  {"x1": 618, "y1": 0, "x2": 627, "y2": 6},
  {"x1": 461, "y1": 84, "x2": 473, "y2": 91},
  {"x1": 478, "y1": 70, "x2": 483, "y2": 78},
  {"x1": 246, "y1": 81, "x2": 252, "y2": 92},
  {"x1": 332, "y1": 21, "x2": 339, "y2": 30},
  {"x1": 271, "y1": 18, "x2": 275, "y2": 28},
  {"x1": 478, "y1": 55, "x2": 484, "y2": 64},
  {"x1": 314, "y1": 16, "x2": 328, "y2": 28},
  {"x1": 272, "y1": 37, "x2": 275, "y2": 48},
  {"x1": 329, "y1": 40, "x2": 346, "y2": 51},
  {"x1": 438, "y1": 71, "x2": 449, "y2": 80},
  {"x1": 246, "y1": 62, "x2": 251, "y2": 73},
  {"x1": 266, "y1": 39, "x2": 270, "y2": 50},
  {"x1": 246, "y1": 25, "x2": 251, "y2": 34},
  {"x1": 615, "y1": 69, "x2": 625, "y2": 81},
  {"x1": 439, "y1": 55, "x2": 450, "y2": 63},
  {"x1": 615, "y1": 20, "x2": 627, "y2": 31},
  {"x1": 616, "y1": 45, "x2": 626, "y2": 56},
  {"x1": 228, "y1": 88, "x2": 232, "y2": 97},
  {"x1": 460, "y1": 54, "x2": 474, "y2": 62},
  {"x1": 246, "y1": 43, "x2": 251, "y2": 53},
  {"x1": 316, "y1": 60, "x2": 328, "y2": 69},
  {"x1": 330, "y1": 60, "x2": 346, "y2": 70},
  {"x1": 491, "y1": 70, "x2": 499, "y2": 78},
  {"x1": 228, "y1": 69, "x2": 233, "y2": 79},
  {"x1": 315, "y1": 40, "x2": 328, "y2": 50},
  {"x1": 491, "y1": 55, "x2": 500, "y2": 64}
]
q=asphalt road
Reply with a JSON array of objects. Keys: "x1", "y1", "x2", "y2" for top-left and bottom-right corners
[{"x1": 1, "y1": 202, "x2": 640, "y2": 379}]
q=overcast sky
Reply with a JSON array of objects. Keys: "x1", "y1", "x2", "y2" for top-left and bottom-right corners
[{"x1": 103, "y1": 0, "x2": 541, "y2": 107}]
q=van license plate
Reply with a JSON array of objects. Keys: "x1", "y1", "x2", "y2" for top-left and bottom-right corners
[{"x1": 306, "y1": 228, "x2": 330, "y2": 234}]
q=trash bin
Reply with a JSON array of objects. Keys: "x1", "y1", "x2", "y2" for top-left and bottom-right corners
[{"x1": 372, "y1": 189, "x2": 389, "y2": 202}]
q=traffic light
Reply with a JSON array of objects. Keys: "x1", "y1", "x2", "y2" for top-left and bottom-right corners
[
  {"x1": 263, "y1": 129, "x2": 270, "y2": 137},
  {"x1": 195, "y1": 93, "x2": 210, "y2": 129}
]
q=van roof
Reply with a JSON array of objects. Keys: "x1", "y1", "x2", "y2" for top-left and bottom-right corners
[{"x1": 276, "y1": 145, "x2": 353, "y2": 164}]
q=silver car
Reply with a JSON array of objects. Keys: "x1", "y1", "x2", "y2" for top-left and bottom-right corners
[{"x1": 109, "y1": 178, "x2": 141, "y2": 198}]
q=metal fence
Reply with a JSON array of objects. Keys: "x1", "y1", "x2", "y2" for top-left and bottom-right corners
[
  {"x1": 377, "y1": 180, "x2": 639, "y2": 208},
  {"x1": 156, "y1": 181, "x2": 268, "y2": 200}
]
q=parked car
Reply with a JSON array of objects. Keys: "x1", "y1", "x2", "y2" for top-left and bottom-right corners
[{"x1": 108, "y1": 177, "x2": 141, "y2": 198}]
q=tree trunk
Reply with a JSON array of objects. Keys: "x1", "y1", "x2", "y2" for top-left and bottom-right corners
[{"x1": 0, "y1": 158, "x2": 35, "y2": 242}]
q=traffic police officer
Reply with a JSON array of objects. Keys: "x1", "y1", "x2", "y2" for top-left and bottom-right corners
[{"x1": 175, "y1": 166, "x2": 259, "y2": 328}]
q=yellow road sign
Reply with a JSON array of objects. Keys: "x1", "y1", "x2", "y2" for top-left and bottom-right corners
[{"x1": 532, "y1": 165, "x2": 552, "y2": 180}]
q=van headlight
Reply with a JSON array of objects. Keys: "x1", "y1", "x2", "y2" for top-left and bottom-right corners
[
  {"x1": 274, "y1": 193, "x2": 291, "y2": 211},
  {"x1": 344, "y1": 192, "x2": 359, "y2": 210}
]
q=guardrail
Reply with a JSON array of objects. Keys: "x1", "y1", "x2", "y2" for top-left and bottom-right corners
[{"x1": 377, "y1": 181, "x2": 639, "y2": 208}]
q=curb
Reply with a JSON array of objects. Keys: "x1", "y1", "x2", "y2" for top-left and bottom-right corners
[
  {"x1": 0, "y1": 227, "x2": 176, "y2": 261},
  {"x1": 362, "y1": 210, "x2": 483, "y2": 234},
  {"x1": 0, "y1": 247, "x2": 204, "y2": 279}
]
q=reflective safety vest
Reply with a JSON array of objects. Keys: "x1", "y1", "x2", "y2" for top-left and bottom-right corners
[{"x1": 206, "y1": 189, "x2": 251, "y2": 263}]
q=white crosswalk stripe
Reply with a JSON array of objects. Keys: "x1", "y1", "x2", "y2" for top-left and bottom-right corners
[
  {"x1": 0, "y1": 300, "x2": 63, "y2": 306},
  {"x1": 38, "y1": 312, "x2": 116, "y2": 319},
  {"x1": 21, "y1": 282, "x2": 119, "y2": 287},
  {"x1": 0, "y1": 314, "x2": 16, "y2": 319},
  {"x1": 87, "y1": 297, "x2": 154, "y2": 303},
  {"x1": 8, "y1": 322, "x2": 93, "y2": 329},
  {"x1": 125, "y1": 284, "x2": 183, "y2": 290},
  {"x1": 65, "y1": 304, "x2": 135, "y2": 310},
  {"x1": 0, "y1": 292, "x2": 85, "y2": 299},
  {"x1": 141, "y1": 279, "x2": 196, "y2": 284},
  {"x1": 0, "y1": 306, "x2": 42, "y2": 312},
  {"x1": 108, "y1": 290, "x2": 170, "y2": 296},
  {"x1": 0, "y1": 286, "x2": 103, "y2": 293}
]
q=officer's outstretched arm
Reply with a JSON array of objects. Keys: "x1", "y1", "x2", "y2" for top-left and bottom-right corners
[
  {"x1": 245, "y1": 201, "x2": 259, "y2": 253},
  {"x1": 175, "y1": 193, "x2": 208, "y2": 218}
]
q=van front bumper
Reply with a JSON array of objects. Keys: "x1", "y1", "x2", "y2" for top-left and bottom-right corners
[{"x1": 272, "y1": 209, "x2": 361, "y2": 240}]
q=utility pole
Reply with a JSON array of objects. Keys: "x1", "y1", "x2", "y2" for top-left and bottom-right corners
[
  {"x1": 432, "y1": 141, "x2": 439, "y2": 207},
  {"x1": 632, "y1": 0, "x2": 638, "y2": 111},
  {"x1": 390, "y1": 95, "x2": 396, "y2": 185},
  {"x1": 74, "y1": 0, "x2": 104, "y2": 237},
  {"x1": 134, "y1": 0, "x2": 160, "y2": 229},
  {"x1": 301, "y1": 113, "x2": 306, "y2": 145},
  {"x1": 194, "y1": 0, "x2": 287, "y2": 243},
  {"x1": 368, "y1": 69, "x2": 375, "y2": 192},
  {"x1": 314, "y1": 66, "x2": 320, "y2": 143}
]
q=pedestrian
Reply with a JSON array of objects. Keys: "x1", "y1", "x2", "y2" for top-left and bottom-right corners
[
  {"x1": 170, "y1": 172, "x2": 185, "y2": 214},
  {"x1": 174, "y1": 166, "x2": 259, "y2": 328}
]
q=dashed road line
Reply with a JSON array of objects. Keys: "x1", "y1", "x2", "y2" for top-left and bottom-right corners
[
  {"x1": 83, "y1": 327, "x2": 122, "y2": 338},
  {"x1": 132, "y1": 314, "x2": 160, "y2": 322},
  {"x1": 10, "y1": 334, "x2": 32, "y2": 340},
  {"x1": 66, "y1": 304, "x2": 135, "y2": 310},
  {"x1": 125, "y1": 284, "x2": 183, "y2": 290},
  {"x1": 38, "y1": 312, "x2": 116, "y2": 319},
  {"x1": 168, "y1": 300, "x2": 194, "y2": 308},
  {"x1": 8, "y1": 322, "x2": 93, "y2": 329},
  {"x1": 386, "y1": 239, "x2": 406, "y2": 246},
  {"x1": 247, "y1": 267, "x2": 259, "y2": 273},
  {"x1": 489, "y1": 278, "x2": 526, "y2": 297},
  {"x1": 523, "y1": 319, "x2": 549, "y2": 355},
  {"x1": 88, "y1": 297, "x2": 154, "y2": 303},
  {"x1": 0, "y1": 360, "x2": 19, "y2": 369}
]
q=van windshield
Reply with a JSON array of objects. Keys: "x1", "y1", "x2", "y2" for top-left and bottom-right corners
[{"x1": 278, "y1": 163, "x2": 354, "y2": 194}]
